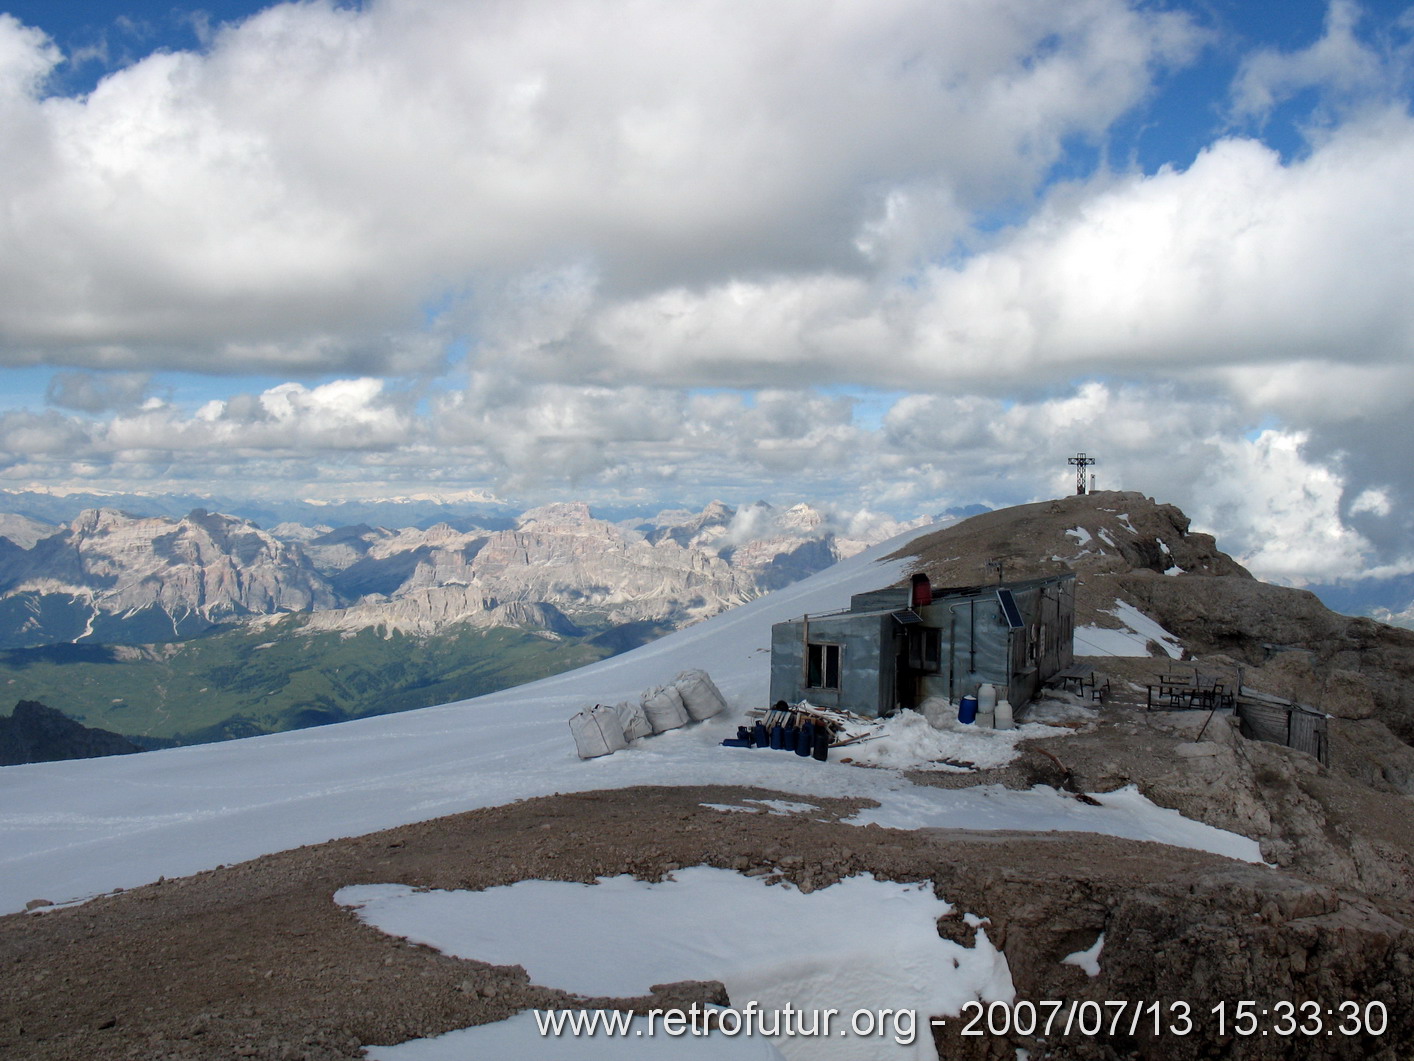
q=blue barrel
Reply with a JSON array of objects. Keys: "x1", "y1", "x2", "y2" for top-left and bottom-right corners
[
  {"x1": 958, "y1": 695, "x2": 978, "y2": 724},
  {"x1": 795, "y1": 720, "x2": 814, "y2": 756}
]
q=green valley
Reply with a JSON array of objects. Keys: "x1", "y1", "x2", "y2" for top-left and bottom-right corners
[{"x1": 0, "y1": 618, "x2": 663, "y2": 746}]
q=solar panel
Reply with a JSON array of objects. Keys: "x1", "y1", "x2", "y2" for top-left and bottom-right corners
[{"x1": 996, "y1": 589, "x2": 1024, "y2": 629}]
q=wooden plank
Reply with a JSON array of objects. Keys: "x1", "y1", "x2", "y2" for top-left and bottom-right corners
[{"x1": 1288, "y1": 710, "x2": 1329, "y2": 765}]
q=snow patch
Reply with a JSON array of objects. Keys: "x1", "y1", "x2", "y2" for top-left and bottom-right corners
[
  {"x1": 701, "y1": 799, "x2": 819, "y2": 816},
  {"x1": 341, "y1": 868, "x2": 1013, "y2": 1061},
  {"x1": 1061, "y1": 932, "x2": 1104, "y2": 977},
  {"x1": 847, "y1": 784, "x2": 1260, "y2": 863},
  {"x1": 1074, "y1": 601, "x2": 1183, "y2": 659},
  {"x1": 837, "y1": 710, "x2": 1071, "y2": 773}
]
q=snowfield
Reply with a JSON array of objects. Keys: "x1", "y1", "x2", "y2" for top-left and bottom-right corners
[
  {"x1": 342, "y1": 868, "x2": 1013, "y2": 1061},
  {"x1": 0, "y1": 525, "x2": 1265, "y2": 1059}
]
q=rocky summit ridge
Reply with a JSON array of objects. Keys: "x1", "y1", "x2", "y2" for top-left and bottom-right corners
[{"x1": 897, "y1": 490, "x2": 1414, "y2": 748}]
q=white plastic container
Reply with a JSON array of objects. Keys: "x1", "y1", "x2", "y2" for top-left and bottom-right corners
[
  {"x1": 995, "y1": 698, "x2": 1014, "y2": 731},
  {"x1": 977, "y1": 683, "x2": 998, "y2": 714}
]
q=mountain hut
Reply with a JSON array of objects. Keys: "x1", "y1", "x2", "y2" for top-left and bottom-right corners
[{"x1": 768, "y1": 571, "x2": 1076, "y2": 718}]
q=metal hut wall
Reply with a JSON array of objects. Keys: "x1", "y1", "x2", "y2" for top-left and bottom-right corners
[{"x1": 769, "y1": 572, "x2": 1075, "y2": 718}]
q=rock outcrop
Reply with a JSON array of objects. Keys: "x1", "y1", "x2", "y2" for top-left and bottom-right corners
[{"x1": 0, "y1": 699, "x2": 141, "y2": 765}]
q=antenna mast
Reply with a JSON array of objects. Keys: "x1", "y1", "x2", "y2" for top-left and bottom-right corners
[{"x1": 1067, "y1": 452, "x2": 1096, "y2": 495}]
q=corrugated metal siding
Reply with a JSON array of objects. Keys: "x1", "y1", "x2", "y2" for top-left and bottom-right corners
[
  {"x1": 770, "y1": 573, "x2": 1075, "y2": 717},
  {"x1": 769, "y1": 612, "x2": 891, "y2": 716}
]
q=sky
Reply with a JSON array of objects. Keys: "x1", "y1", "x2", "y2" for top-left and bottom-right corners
[{"x1": 0, "y1": 0, "x2": 1412, "y2": 585}]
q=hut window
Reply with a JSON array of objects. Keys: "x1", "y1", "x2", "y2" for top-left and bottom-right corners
[
  {"x1": 907, "y1": 627, "x2": 942, "y2": 673},
  {"x1": 807, "y1": 642, "x2": 841, "y2": 689}
]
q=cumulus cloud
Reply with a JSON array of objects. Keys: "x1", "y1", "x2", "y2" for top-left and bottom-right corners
[
  {"x1": 0, "y1": 377, "x2": 415, "y2": 476},
  {"x1": 0, "y1": 0, "x2": 1197, "y2": 372},
  {"x1": 1230, "y1": 0, "x2": 1393, "y2": 125},
  {"x1": 2, "y1": 371, "x2": 1405, "y2": 584},
  {"x1": 45, "y1": 370, "x2": 152, "y2": 412}
]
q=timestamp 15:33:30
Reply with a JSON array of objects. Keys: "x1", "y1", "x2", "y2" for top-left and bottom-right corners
[
  {"x1": 954, "y1": 998, "x2": 1389, "y2": 1039},
  {"x1": 1212, "y1": 1000, "x2": 1388, "y2": 1037}
]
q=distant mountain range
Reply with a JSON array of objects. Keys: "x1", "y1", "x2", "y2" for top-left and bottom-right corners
[
  {"x1": 0, "y1": 497, "x2": 938, "y2": 748},
  {"x1": 0, "y1": 486, "x2": 521, "y2": 531}
]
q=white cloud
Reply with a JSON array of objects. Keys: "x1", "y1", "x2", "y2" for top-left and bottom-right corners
[
  {"x1": 4, "y1": 372, "x2": 1406, "y2": 584},
  {"x1": 1195, "y1": 429, "x2": 1376, "y2": 584},
  {"x1": 474, "y1": 106, "x2": 1414, "y2": 402},
  {"x1": 0, "y1": 0, "x2": 1196, "y2": 372},
  {"x1": 1230, "y1": 0, "x2": 1390, "y2": 124},
  {"x1": 1350, "y1": 487, "x2": 1392, "y2": 517}
]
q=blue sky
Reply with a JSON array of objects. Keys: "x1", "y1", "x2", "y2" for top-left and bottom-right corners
[{"x1": 1, "y1": 0, "x2": 1413, "y2": 585}]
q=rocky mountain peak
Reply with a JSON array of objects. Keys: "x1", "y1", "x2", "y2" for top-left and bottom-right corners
[
  {"x1": 780, "y1": 502, "x2": 825, "y2": 533},
  {"x1": 0, "y1": 509, "x2": 338, "y2": 646},
  {"x1": 0, "y1": 513, "x2": 58, "y2": 549},
  {"x1": 700, "y1": 499, "x2": 734, "y2": 523},
  {"x1": 899, "y1": 490, "x2": 1414, "y2": 747},
  {"x1": 899, "y1": 490, "x2": 1249, "y2": 590},
  {"x1": 516, "y1": 501, "x2": 599, "y2": 532},
  {"x1": 69, "y1": 507, "x2": 136, "y2": 535}
]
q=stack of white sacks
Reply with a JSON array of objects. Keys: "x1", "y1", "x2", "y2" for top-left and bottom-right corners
[{"x1": 569, "y1": 669, "x2": 730, "y2": 759}]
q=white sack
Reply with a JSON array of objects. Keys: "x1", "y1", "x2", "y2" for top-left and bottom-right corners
[
  {"x1": 641, "y1": 684, "x2": 689, "y2": 733},
  {"x1": 569, "y1": 704, "x2": 628, "y2": 759},
  {"x1": 613, "y1": 699, "x2": 653, "y2": 742},
  {"x1": 674, "y1": 668, "x2": 729, "y2": 721}
]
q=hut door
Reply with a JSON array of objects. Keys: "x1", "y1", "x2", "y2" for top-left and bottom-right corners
[{"x1": 1288, "y1": 710, "x2": 1328, "y2": 765}]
